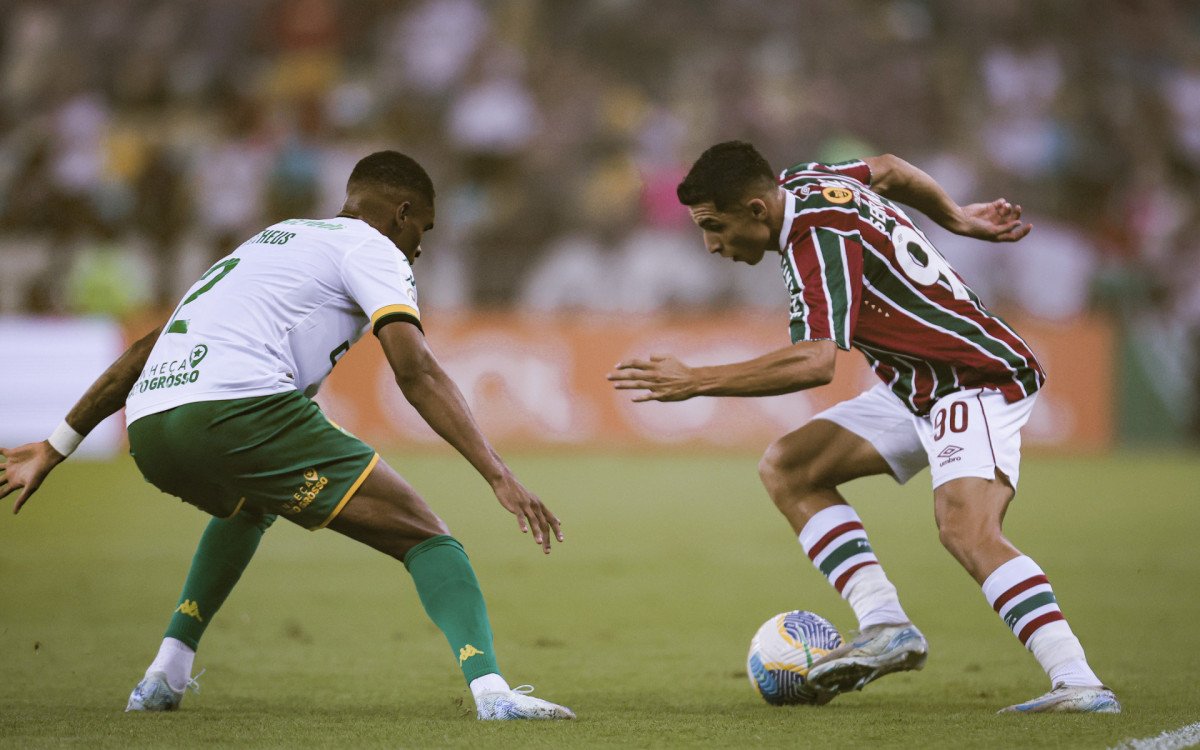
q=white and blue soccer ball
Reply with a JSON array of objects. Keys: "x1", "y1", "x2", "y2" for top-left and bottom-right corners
[{"x1": 747, "y1": 610, "x2": 843, "y2": 705}]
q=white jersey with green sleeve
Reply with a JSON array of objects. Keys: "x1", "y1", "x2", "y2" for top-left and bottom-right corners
[{"x1": 124, "y1": 217, "x2": 420, "y2": 425}]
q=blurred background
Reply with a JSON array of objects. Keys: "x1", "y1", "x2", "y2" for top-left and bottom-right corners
[{"x1": 0, "y1": 0, "x2": 1197, "y2": 451}]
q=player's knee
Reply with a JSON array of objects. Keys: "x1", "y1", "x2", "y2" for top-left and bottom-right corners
[
  {"x1": 935, "y1": 500, "x2": 1001, "y2": 558},
  {"x1": 758, "y1": 441, "x2": 820, "y2": 505}
]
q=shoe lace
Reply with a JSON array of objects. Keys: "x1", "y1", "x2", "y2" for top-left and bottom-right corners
[
  {"x1": 511, "y1": 684, "x2": 535, "y2": 696},
  {"x1": 184, "y1": 668, "x2": 206, "y2": 695}
]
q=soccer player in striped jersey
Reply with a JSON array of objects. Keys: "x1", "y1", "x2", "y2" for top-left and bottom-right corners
[{"x1": 608, "y1": 141, "x2": 1118, "y2": 714}]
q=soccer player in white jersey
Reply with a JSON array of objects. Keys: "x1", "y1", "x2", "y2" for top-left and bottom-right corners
[
  {"x1": 608, "y1": 141, "x2": 1118, "y2": 714},
  {"x1": 0, "y1": 151, "x2": 574, "y2": 721}
]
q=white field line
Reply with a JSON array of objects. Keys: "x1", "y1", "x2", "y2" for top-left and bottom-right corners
[{"x1": 1110, "y1": 722, "x2": 1200, "y2": 750}]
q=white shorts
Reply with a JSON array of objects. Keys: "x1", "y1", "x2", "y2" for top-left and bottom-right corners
[{"x1": 813, "y1": 383, "x2": 1037, "y2": 491}]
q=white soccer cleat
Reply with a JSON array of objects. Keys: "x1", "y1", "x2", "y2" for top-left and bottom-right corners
[
  {"x1": 806, "y1": 622, "x2": 928, "y2": 697},
  {"x1": 125, "y1": 670, "x2": 203, "y2": 712},
  {"x1": 998, "y1": 684, "x2": 1121, "y2": 714},
  {"x1": 475, "y1": 685, "x2": 575, "y2": 720}
]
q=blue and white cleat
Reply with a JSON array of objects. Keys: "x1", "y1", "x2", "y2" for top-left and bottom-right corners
[
  {"x1": 476, "y1": 685, "x2": 575, "y2": 720},
  {"x1": 125, "y1": 670, "x2": 203, "y2": 712},
  {"x1": 998, "y1": 684, "x2": 1121, "y2": 714},
  {"x1": 806, "y1": 622, "x2": 928, "y2": 697}
]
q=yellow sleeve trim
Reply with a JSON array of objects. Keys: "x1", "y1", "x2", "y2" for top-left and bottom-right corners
[
  {"x1": 370, "y1": 304, "x2": 420, "y2": 326},
  {"x1": 312, "y1": 453, "x2": 380, "y2": 531}
]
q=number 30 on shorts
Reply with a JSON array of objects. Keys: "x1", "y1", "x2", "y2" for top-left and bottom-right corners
[{"x1": 933, "y1": 401, "x2": 969, "y2": 441}]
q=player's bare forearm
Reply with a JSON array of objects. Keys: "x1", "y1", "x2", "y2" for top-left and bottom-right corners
[
  {"x1": 865, "y1": 154, "x2": 962, "y2": 229},
  {"x1": 64, "y1": 326, "x2": 162, "y2": 435},
  {"x1": 608, "y1": 341, "x2": 836, "y2": 402},
  {"x1": 377, "y1": 323, "x2": 563, "y2": 551},
  {"x1": 398, "y1": 364, "x2": 509, "y2": 485},
  {"x1": 864, "y1": 154, "x2": 1031, "y2": 242},
  {"x1": 1, "y1": 326, "x2": 159, "y2": 512}
]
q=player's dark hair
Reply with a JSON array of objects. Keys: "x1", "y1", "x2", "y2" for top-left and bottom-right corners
[
  {"x1": 347, "y1": 150, "x2": 435, "y2": 205},
  {"x1": 677, "y1": 141, "x2": 775, "y2": 211}
]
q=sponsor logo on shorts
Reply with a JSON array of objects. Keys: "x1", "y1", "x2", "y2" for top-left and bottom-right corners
[
  {"x1": 282, "y1": 468, "x2": 330, "y2": 515},
  {"x1": 458, "y1": 644, "x2": 485, "y2": 665},
  {"x1": 938, "y1": 444, "x2": 963, "y2": 467},
  {"x1": 176, "y1": 599, "x2": 204, "y2": 622}
]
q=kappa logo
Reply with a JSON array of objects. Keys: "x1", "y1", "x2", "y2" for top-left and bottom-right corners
[
  {"x1": 176, "y1": 599, "x2": 204, "y2": 622},
  {"x1": 822, "y1": 186, "x2": 854, "y2": 204},
  {"x1": 937, "y1": 445, "x2": 963, "y2": 458},
  {"x1": 189, "y1": 344, "x2": 208, "y2": 368},
  {"x1": 458, "y1": 644, "x2": 485, "y2": 665}
]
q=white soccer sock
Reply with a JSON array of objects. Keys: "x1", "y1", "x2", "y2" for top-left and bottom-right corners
[
  {"x1": 798, "y1": 504, "x2": 909, "y2": 630},
  {"x1": 469, "y1": 673, "x2": 510, "y2": 703},
  {"x1": 981, "y1": 555, "x2": 1102, "y2": 688},
  {"x1": 146, "y1": 637, "x2": 196, "y2": 692}
]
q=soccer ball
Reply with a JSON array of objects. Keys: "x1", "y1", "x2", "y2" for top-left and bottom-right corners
[{"x1": 746, "y1": 610, "x2": 843, "y2": 705}]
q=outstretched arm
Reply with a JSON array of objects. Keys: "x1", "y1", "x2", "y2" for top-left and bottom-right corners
[
  {"x1": 376, "y1": 322, "x2": 563, "y2": 554},
  {"x1": 607, "y1": 340, "x2": 837, "y2": 402},
  {"x1": 864, "y1": 154, "x2": 1032, "y2": 242},
  {"x1": 1, "y1": 325, "x2": 162, "y2": 513}
]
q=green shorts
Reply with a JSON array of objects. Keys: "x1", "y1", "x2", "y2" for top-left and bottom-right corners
[{"x1": 128, "y1": 391, "x2": 379, "y2": 530}]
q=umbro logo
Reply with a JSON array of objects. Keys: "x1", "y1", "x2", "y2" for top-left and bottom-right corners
[{"x1": 937, "y1": 445, "x2": 963, "y2": 458}]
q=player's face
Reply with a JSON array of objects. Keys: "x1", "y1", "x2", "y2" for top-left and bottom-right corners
[
  {"x1": 688, "y1": 201, "x2": 771, "y2": 265},
  {"x1": 395, "y1": 199, "x2": 435, "y2": 265}
]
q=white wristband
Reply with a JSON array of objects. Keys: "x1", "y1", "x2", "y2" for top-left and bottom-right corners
[{"x1": 47, "y1": 421, "x2": 85, "y2": 457}]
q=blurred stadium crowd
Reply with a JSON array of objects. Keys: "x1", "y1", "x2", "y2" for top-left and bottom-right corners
[{"x1": 0, "y1": 0, "x2": 1197, "y2": 433}]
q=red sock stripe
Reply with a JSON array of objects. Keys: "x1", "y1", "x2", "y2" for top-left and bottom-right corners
[
  {"x1": 833, "y1": 561, "x2": 878, "y2": 594},
  {"x1": 992, "y1": 574, "x2": 1050, "y2": 613},
  {"x1": 806, "y1": 521, "x2": 865, "y2": 561},
  {"x1": 1017, "y1": 611, "x2": 1065, "y2": 645}
]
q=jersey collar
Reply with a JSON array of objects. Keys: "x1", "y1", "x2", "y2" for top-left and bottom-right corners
[{"x1": 778, "y1": 189, "x2": 798, "y2": 251}]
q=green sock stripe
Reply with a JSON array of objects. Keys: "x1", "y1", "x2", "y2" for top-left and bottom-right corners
[
  {"x1": 403, "y1": 534, "x2": 465, "y2": 570},
  {"x1": 1003, "y1": 591, "x2": 1059, "y2": 630},
  {"x1": 818, "y1": 537, "x2": 875, "y2": 577}
]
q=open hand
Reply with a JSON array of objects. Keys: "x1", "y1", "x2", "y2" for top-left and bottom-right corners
[
  {"x1": 952, "y1": 199, "x2": 1032, "y2": 242},
  {"x1": 491, "y1": 473, "x2": 563, "y2": 555},
  {"x1": 607, "y1": 354, "x2": 698, "y2": 402},
  {"x1": 1, "y1": 441, "x2": 66, "y2": 514}
]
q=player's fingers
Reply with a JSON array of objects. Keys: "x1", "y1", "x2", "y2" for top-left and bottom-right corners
[
  {"x1": 1000, "y1": 223, "x2": 1032, "y2": 242},
  {"x1": 528, "y1": 507, "x2": 545, "y2": 545},
  {"x1": 516, "y1": 512, "x2": 528, "y2": 533},
  {"x1": 13, "y1": 486, "x2": 33, "y2": 514},
  {"x1": 546, "y1": 510, "x2": 564, "y2": 543},
  {"x1": 523, "y1": 507, "x2": 548, "y2": 551},
  {"x1": 533, "y1": 509, "x2": 552, "y2": 553},
  {"x1": 0, "y1": 480, "x2": 10, "y2": 499},
  {"x1": 614, "y1": 358, "x2": 653, "y2": 371},
  {"x1": 606, "y1": 368, "x2": 652, "y2": 380},
  {"x1": 632, "y1": 392, "x2": 664, "y2": 403},
  {"x1": 612, "y1": 380, "x2": 658, "y2": 390}
]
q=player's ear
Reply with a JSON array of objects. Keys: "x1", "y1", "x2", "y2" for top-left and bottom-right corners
[
  {"x1": 394, "y1": 201, "x2": 411, "y2": 229},
  {"x1": 747, "y1": 197, "x2": 769, "y2": 221}
]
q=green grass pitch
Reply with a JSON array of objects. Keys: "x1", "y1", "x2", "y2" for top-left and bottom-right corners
[{"x1": 1, "y1": 451, "x2": 1197, "y2": 748}]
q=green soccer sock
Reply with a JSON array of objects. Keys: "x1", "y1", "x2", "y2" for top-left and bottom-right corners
[
  {"x1": 404, "y1": 535, "x2": 501, "y2": 684},
  {"x1": 163, "y1": 511, "x2": 276, "y2": 650}
]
